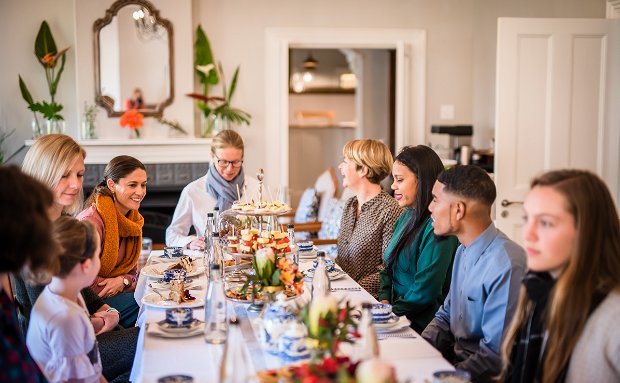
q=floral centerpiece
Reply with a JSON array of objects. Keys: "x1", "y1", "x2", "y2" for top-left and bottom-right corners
[
  {"x1": 18, "y1": 21, "x2": 69, "y2": 137},
  {"x1": 256, "y1": 356, "x2": 398, "y2": 383},
  {"x1": 301, "y1": 294, "x2": 359, "y2": 359},
  {"x1": 249, "y1": 247, "x2": 303, "y2": 297},
  {"x1": 188, "y1": 25, "x2": 251, "y2": 137},
  {"x1": 119, "y1": 110, "x2": 144, "y2": 138}
]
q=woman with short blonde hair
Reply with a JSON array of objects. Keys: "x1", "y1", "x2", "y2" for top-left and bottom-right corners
[
  {"x1": 22, "y1": 134, "x2": 86, "y2": 217},
  {"x1": 336, "y1": 139, "x2": 403, "y2": 297}
]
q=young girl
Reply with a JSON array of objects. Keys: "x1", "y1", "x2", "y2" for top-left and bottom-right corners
[
  {"x1": 27, "y1": 217, "x2": 107, "y2": 383},
  {"x1": 501, "y1": 170, "x2": 620, "y2": 382}
]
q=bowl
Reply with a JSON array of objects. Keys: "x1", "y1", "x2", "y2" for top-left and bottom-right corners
[
  {"x1": 165, "y1": 307, "x2": 194, "y2": 327},
  {"x1": 163, "y1": 268, "x2": 187, "y2": 283},
  {"x1": 164, "y1": 246, "x2": 183, "y2": 258},
  {"x1": 432, "y1": 369, "x2": 471, "y2": 383},
  {"x1": 371, "y1": 303, "x2": 393, "y2": 323}
]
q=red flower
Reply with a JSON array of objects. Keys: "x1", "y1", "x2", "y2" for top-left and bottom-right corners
[
  {"x1": 322, "y1": 357, "x2": 338, "y2": 374},
  {"x1": 119, "y1": 110, "x2": 144, "y2": 130},
  {"x1": 338, "y1": 308, "x2": 348, "y2": 322}
]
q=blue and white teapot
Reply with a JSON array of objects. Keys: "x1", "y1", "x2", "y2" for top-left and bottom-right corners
[
  {"x1": 259, "y1": 292, "x2": 297, "y2": 354},
  {"x1": 278, "y1": 321, "x2": 310, "y2": 361}
]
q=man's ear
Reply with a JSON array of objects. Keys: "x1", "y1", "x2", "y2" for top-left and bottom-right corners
[{"x1": 455, "y1": 201, "x2": 466, "y2": 221}]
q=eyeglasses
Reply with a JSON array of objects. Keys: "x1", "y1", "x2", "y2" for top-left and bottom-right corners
[{"x1": 214, "y1": 154, "x2": 243, "y2": 168}]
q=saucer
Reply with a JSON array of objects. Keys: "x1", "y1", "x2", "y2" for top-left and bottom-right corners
[
  {"x1": 147, "y1": 321, "x2": 204, "y2": 338},
  {"x1": 157, "y1": 318, "x2": 203, "y2": 333},
  {"x1": 374, "y1": 315, "x2": 411, "y2": 333}
]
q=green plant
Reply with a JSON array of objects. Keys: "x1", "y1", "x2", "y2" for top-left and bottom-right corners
[
  {"x1": 187, "y1": 25, "x2": 251, "y2": 137},
  {"x1": 18, "y1": 21, "x2": 69, "y2": 135}
]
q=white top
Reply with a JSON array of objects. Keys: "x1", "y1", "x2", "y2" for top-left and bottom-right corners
[
  {"x1": 165, "y1": 174, "x2": 260, "y2": 247},
  {"x1": 566, "y1": 290, "x2": 620, "y2": 383},
  {"x1": 26, "y1": 286, "x2": 102, "y2": 383}
]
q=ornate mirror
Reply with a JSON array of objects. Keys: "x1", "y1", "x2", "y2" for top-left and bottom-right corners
[{"x1": 93, "y1": 0, "x2": 174, "y2": 117}]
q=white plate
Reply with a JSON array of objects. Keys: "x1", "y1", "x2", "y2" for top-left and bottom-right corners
[
  {"x1": 146, "y1": 321, "x2": 205, "y2": 338},
  {"x1": 374, "y1": 315, "x2": 411, "y2": 333},
  {"x1": 298, "y1": 249, "x2": 317, "y2": 259},
  {"x1": 304, "y1": 268, "x2": 347, "y2": 281},
  {"x1": 141, "y1": 292, "x2": 205, "y2": 309},
  {"x1": 140, "y1": 261, "x2": 205, "y2": 279},
  {"x1": 148, "y1": 280, "x2": 200, "y2": 290}
]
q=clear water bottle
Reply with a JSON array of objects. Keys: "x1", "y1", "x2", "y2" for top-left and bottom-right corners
[
  {"x1": 208, "y1": 232, "x2": 224, "y2": 279},
  {"x1": 354, "y1": 302, "x2": 379, "y2": 361},
  {"x1": 202, "y1": 213, "x2": 215, "y2": 272},
  {"x1": 213, "y1": 206, "x2": 220, "y2": 233},
  {"x1": 311, "y1": 251, "x2": 331, "y2": 299},
  {"x1": 286, "y1": 224, "x2": 299, "y2": 265},
  {"x1": 219, "y1": 317, "x2": 249, "y2": 383},
  {"x1": 204, "y1": 264, "x2": 228, "y2": 344}
]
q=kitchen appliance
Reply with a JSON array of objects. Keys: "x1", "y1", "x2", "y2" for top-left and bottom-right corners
[{"x1": 430, "y1": 125, "x2": 473, "y2": 165}]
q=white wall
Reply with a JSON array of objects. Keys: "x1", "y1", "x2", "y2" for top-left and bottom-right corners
[{"x1": 0, "y1": 0, "x2": 605, "y2": 168}]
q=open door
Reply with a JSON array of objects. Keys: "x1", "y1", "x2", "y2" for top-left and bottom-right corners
[{"x1": 494, "y1": 18, "x2": 620, "y2": 243}]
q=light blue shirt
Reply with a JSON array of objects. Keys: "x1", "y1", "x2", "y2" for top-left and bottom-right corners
[{"x1": 422, "y1": 223, "x2": 526, "y2": 382}]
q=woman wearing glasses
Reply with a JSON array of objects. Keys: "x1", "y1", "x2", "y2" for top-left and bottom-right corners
[{"x1": 166, "y1": 129, "x2": 259, "y2": 249}]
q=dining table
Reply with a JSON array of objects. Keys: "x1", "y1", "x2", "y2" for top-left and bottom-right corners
[{"x1": 129, "y1": 250, "x2": 454, "y2": 382}]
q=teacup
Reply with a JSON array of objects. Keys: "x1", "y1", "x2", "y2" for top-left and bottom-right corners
[
  {"x1": 432, "y1": 369, "x2": 472, "y2": 383},
  {"x1": 371, "y1": 303, "x2": 393, "y2": 323},
  {"x1": 165, "y1": 308, "x2": 194, "y2": 328},
  {"x1": 163, "y1": 268, "x2": 187, "y2": 283},
  {"x1": 311, "y1": 259, "x2": 336, "y2": 272},
  {"x1": 298, "y1": 240, "x2": 314, "y2": 252},
  {"x1": 164, "y1": 246, "x2": 183, "y2": 258}
]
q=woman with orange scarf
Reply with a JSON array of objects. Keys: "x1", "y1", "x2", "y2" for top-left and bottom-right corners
[{"x1": 78, "y1": 155, "x2": 146, "y2": 327}]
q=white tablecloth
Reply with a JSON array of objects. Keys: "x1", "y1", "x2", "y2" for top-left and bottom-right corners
[{"x1": 130, "y1": 250, "x2": 453, "y2": 382}]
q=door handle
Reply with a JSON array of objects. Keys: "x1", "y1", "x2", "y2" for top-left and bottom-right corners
[{"x1": 501, "y1": 199, "x2": 523, "y2": 207}]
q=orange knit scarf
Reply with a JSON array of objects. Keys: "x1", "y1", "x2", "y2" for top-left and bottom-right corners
[{"x1": 95, "y1": 195, "x2": 144, "y2": 278}]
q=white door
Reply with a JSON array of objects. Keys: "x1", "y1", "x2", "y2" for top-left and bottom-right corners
[{"x1": 495, "y1": 18, "x2": 620, "y2": 243}]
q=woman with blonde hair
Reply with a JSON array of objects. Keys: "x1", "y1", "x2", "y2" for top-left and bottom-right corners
[
  {"x1": 78, "y1": 155, "x2": 147, "y2": 328},
  {"x1": 166, "y1": 129, "x2": 259, "y2": 249},
  {"x1": 501, "y1": 169, "x2": 620, "y2": 382},
  {"x1": 22, "y1": 133, "x2": 86, "y2": 218},
  {"x1": 336, "y1": 139, "x2": 403, "y2": 297}
]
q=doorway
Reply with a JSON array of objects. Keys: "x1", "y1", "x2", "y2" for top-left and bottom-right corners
[
  {"x1": 265, "y1": 27, "x2": 427, "y2": 189},
  {"x1": 287, "y1": 48, "x2": 396, "y2": 205}
]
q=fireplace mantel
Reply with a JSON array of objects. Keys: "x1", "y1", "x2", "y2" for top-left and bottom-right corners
[{"x1": 26, "y1": 138, "x2": 213, "y2": 164}]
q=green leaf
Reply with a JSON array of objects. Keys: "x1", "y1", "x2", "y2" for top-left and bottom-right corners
[
  {"x1": 271, "y1": 269, "x2": 280, "y2": 286},
  {"x1": 35, "y1": 21, "x2": 57, "y2": 61},
  {"x1": 195, "y1": 25, "x2": 219, "y2": 86},
  {"x1": 50, "y1": 51, "x2": 67, "y2": 98},
  {"x1": 30, "y1": 101, "x2": 63, "y2": 120},
  {"x1": 227, "y1": 66, "x2": 240, "y2": 102},
  {"x1": 18, "y1": 76, "x2": 34, "y2": 106}
]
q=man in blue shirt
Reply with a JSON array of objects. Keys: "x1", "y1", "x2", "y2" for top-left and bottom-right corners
[{"x1": 422, "y1": 165, "x2": 526, "y2": 383}]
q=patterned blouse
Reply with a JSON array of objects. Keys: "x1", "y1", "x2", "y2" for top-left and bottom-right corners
[{"x1": 336, "y1": 191, "x2": 403, "y2": 297}]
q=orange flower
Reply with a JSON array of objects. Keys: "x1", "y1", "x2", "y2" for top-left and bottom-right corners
[{"x1": 119, "y1": 110, "x2": 144, "y2": 130}]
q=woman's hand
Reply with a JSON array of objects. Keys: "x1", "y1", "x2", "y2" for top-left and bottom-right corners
[
  {"x1": 186, "y1": 236, "x2": 206, "y2": 251},
  {"x1": 92, "y1": 310, "x2": 120, "y2": 334},
  {"x1": 97, "y1": 276, "x2": 125, "y2": 298}
]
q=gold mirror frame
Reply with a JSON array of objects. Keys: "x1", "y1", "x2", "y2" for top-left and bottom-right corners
[{"x1": 93, "y1": 0, "x2": 174, "y2": 118}]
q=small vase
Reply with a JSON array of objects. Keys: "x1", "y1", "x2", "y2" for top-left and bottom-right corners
[
  {"x1": 129, "y1": 129, "x2": 141, "y2": 139},
  {"x1": 81, "y1": 120, "x2": 97, "y2": 140},
  {"x1": 202, "y1": 114, "x2": 231, "y2": 138},
  {"x1": 44, "y1": 119, "x2": 65, "y2": 135}
]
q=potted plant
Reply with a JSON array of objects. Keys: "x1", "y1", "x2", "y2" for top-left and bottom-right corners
[
  {"x1": 18, "y1": 21, "x2": 69, "y2": 137},
  {"x1": 187, "y1": 25, "x2": 251, "y2": 137}
]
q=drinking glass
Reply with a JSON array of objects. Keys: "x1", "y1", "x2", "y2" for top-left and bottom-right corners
[{"x1": 139, "y1": 237, "x2": 153, "y2": 271}]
